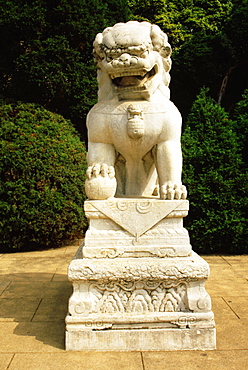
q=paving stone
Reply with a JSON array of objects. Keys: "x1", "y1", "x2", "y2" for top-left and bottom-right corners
[
  {"x1": 211, "y1": 297, "x2": 239, "y2": 320},
  {"x1": 0, "y1": 354, "x2": 14, "y2": 370},
  {"x1": 231, "y1": 266, "x2": 248, "y2": 279},
  {"x1": 0, "y1": 281, "x2": 72, "y2": 299},
  {"x1": 0, "y1": 281, "x2": 11, "y2": 295},
  {"x1": 216, "y1": 318, "x2": 248, "y2": 350},
  {"x1": 0, "y1": 273, "x2": 54, "y2": 282},
  {"x1": 51, "y1": 271, "x2": 69, "y2": 281},
  {"x1": 142, "y1": 349, "x2": 248, "y2": 370},
  {"x1": 0, "y1": 298, "x2": 41, "y2": 322},
  {"x1": 0, "y1": 322, "x2": 64, "y2": 352},
  {"x1": 0, "y1": 248, "x2": 67, "y2": 259},
  {"x1": 223, "y1": 297, "x2": 248, "y2": 319},
  {"x1": 8, "y1": 352, "x2": 143, "y2": 370},
  {"x1": 32, "y1": 298, "x2": 69, "y2": 322},
  {"x1": 0, "y1": 257, "x2": 66, "y2": 275},
  {"x1": 201, "y1": 256, "x2": 230, "y2": 264},
  {"x1": 64, "y1": 245, "x2": 81, "y2": 258},
  {"x1": 207, "y1": 265, "x2": 241, "y2": 279},
  {"x1": 0, "y1": 245, "x2": 247, "y2": 369},
  {"x1": 222, "y1": 255, "x2": 248, "y2": 263},
  {"x1": 206, "y1": 278, "x2": 248, "y2": 296}
]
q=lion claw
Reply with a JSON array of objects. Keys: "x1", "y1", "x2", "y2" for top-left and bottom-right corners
[
  {"x1": 160, "y1": 182, "x2": 187, "y2": 200},
  {"x1": 86, "y1": 164, "x2": 115, "y2": 179},
  {"x1": 85, "y1": 164, "x2": 117, "y2": 200}
]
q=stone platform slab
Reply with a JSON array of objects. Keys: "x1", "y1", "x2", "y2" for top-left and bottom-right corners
[{"x1": 66, "y1": 327, "x2": 216, "y2": 351}]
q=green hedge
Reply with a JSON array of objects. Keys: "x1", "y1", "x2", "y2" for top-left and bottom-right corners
[
  {"x1": 0, "y1": 102, "x2": 87, "y2": 252},
  {"x1": 182, "y1": 88, "x2": 248, "y2": 254}
]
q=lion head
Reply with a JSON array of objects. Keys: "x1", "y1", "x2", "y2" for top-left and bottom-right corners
[{"x1": 93, "y1": 21, "x2": 172, "y2": 101}]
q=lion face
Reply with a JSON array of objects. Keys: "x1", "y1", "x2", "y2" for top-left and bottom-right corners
[{"x1": 94, "y1": 21, "x2": 172, "y2": 101}]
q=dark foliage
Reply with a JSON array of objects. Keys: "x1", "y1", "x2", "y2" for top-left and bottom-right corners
[
  {"x1": 0, "y1": 0, "x2": 131, "y2": 139},
  {"x1": 0, "y1": 102, "x2": 88, "y2": 252},
  {"x1": 182, "y1": 88, "x2": 248, "y2": 254},
  {"x1": 129, "y1": 0, "x2": 248, "y2": 120}
]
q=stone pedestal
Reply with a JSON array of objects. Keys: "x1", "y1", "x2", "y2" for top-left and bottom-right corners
[{"x1": 65, "y1": 198, "x2": 216, "y2": 351}]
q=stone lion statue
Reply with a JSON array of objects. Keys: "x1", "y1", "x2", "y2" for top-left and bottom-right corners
[{"x1": 85, "y1": 21, "x2": 187, "y2": 200}]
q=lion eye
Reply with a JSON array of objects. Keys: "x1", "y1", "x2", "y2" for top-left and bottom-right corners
[{"x1": 140, "y1": 50, "x2": 148, "y2": 58}]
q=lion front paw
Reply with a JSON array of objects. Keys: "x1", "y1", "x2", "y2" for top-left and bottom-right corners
[
  {"x1": 85, "y1": 164, "x2": 117, "y2": 200},
  {"x1": 160, "y1": 182, "x2": 187, "y2": 200}
]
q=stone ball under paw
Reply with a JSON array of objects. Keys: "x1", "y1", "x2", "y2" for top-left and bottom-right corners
[{"x1": 85, "y1": 176, "x2": 117, "y2": 200}]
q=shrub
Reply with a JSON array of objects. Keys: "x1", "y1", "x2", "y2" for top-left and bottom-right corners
[
  {"x1": 182, "y1": 88, "x2": 248, "y2": 254},
  {"x1": 232, "y1": 89, "x2": 248, "y2": 165},
  {"x1": 0, "y1": 102, "x2": 87, "y2": 252}
]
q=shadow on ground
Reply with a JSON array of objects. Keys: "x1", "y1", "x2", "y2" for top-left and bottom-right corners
[{"x1": 0, "y1": 273, "x2": 72, "y2": 350}]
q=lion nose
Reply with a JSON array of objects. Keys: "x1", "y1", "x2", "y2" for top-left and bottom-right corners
[
  {"x1": 119, "y1": 53, "x2": 130, "y2": 62},
  {"x1": 118, "y1": 53, "x2": 131, "y2": 66}
]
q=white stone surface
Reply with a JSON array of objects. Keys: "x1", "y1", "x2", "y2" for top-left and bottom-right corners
[
  {"x1": 65, "y1": 246, "x2": 216, "y2": 350},
  {"x1": 66, "y1": 328, "x2": 216, "y2": 351},
  {"x1": 66, "y1": 21, "x2": 216, "y2": 351},
  {"x1": 83, "y1": 199, "x2": 191, "y2": 258},
  {"x1": 85, "y1": 21, "x2": 187, "y2": 200},
  {"x1": 66, "y1": 247, "x2": 213, "y2": 321}
]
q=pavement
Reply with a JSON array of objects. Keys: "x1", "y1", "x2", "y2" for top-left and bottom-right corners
[{"x1": 0, "y1": 240, "x2": 247, "y2": 370}]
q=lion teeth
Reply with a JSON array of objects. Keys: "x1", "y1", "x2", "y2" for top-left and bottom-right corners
[
  {"x1": 115, "y1": 85, "x2": 147, "y2": 91},
  {"x1": 110, "y1": 70, "x2": 148, "y2": 79}
]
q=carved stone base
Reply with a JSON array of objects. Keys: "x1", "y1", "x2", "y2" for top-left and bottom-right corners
[
  {"x1": 65, "y1": 245, "x2": 216, "y2": 351},
  {"x1": 66, "y1": 199, "x2": 216, "y2": 351},
  {"x1": 83, "y1": 198, "x2": 192, "y2": 258},
  {"x1": 66, "y1": 327, "x2": 216, "y2": 351}
]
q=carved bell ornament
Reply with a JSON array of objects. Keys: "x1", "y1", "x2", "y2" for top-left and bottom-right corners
[{"x1": 127, "y1": 104, "x2": 144, "y2": 139}]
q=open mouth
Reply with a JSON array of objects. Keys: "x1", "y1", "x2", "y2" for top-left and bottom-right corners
[{"x1": 111, "y1": 66, "x2": 157, "y2": 89}]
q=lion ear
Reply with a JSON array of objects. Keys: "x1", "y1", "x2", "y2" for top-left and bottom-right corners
[
  {"x1": 150, "y1": 25, "x2": 172, "y2": 58},
  {"x1": 160, "y1": 44, "x2": 172, "y2": 59},
  {"x1": 162, "y1": 57, "x2": 172, "y2": 73},
  {"x1": 93, "y1": 33, "x2": 104, "y2": 61}
]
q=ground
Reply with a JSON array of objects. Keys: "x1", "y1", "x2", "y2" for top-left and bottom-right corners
[{"x1": 0, "y1": 241, "x2": 247, "y2": 369}]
